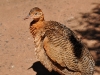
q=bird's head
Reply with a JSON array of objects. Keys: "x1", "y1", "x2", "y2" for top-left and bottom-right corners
[{"x1": 24, "y1": 7, "x2": 44, "y2": 22}]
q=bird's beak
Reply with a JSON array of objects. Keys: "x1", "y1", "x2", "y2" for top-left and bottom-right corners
[
  {"x1": 24, "y1": 15, "x2": 33, "y2": 20},
  {"x1": 24, "y1": 14, "x2": 34, "y2": 20},
  {"x1": 24, "y1": 14, "x2": 31, "y2": 20}
]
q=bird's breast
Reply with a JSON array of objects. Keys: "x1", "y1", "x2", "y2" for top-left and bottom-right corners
[{"x1": 30, "y1": 26, "x2": 45, "y2": 48}]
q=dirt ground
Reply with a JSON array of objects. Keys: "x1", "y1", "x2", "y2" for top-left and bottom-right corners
[{"x1": 0, "y1": 0, "x2": 100, "y2": 75}]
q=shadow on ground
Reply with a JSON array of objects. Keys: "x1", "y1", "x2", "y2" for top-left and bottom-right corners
[
  {"x1": 28, "y1": 61, "x2": 60, "y2": 75},
  {"x1": 74, "y1": 3, "x2": 100, "y2": 66}
]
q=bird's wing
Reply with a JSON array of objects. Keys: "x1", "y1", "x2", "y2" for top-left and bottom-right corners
[{"x1": 43, "y1": 26, "x2": 83, "y2": 71}]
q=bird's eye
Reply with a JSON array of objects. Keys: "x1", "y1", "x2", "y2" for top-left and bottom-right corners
[{"x1": 34, "y1": 13, "x2": 38, "y2": 15}]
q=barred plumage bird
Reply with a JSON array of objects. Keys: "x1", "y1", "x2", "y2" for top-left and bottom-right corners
[{"x1": 24, "y1": 7, "x2": 95, "y2": 75}]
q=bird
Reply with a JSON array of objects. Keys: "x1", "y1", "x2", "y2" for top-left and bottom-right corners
[{"x1": 24, "y1": 7, "x2": 95, "y2": 75}]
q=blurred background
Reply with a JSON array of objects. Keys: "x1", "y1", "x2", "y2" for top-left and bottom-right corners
[{"x1": 0, "y1": 0, "x2": 100, "y2": 75}]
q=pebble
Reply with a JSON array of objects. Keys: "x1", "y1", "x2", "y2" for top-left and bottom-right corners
[
  {"x1": 11, "y1": 65, "x2": 14, "y2": 68},
  {"x1": 0, "y1": 23, "x2": 2, "y2": 26}
]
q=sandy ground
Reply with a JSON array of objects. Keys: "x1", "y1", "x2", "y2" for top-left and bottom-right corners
[{"x1": 0, "y1": 0, "x2": 100, "y2": 75}]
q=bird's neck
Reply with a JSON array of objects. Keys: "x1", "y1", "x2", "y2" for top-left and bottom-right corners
[
  {"x1": 30, "y1": 19, "x2": 44, "y2": 26},
  {"x1": 30, "y1": 20, "x2": 45, "y2": 39},
  {"x1": 30, "y1": 16, "x2": 45, "y2": 27},
  {"x1": 39, "y1": 15, "x2": 45, "y2": 21}
]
